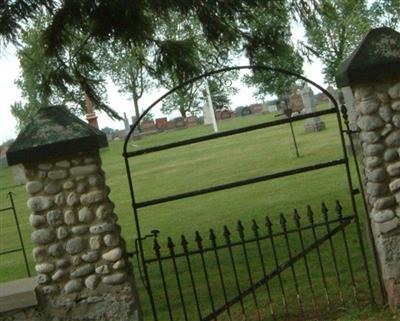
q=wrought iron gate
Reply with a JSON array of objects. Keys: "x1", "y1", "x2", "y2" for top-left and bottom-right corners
[
  {"x1": 123, "y1": 66, "x2": 382, "y2": 321},
  {"x1": 0, "y1": 192, "x2": 31, "y2": 277}
]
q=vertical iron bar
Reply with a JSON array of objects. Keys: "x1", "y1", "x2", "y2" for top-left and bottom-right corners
[
  {"x1": 289, "y1": 118, "x2": 300, "y2": 158},
  {"x1": 168, "y1": 237, "x2": 189, "y2": 321},
  {"x1": 124, "y1": 158, "x2": 158, "y2": 321},
  {"x1": 336, "y1": 104, "x2": 376, "y2": 304},
  {"x1": 341, "y1": 104, "x2": 384, "y2": 303},
  {"x1": 223, "y1": 226, "x2": 246, "y2": 318},
  {"x1": 237, "y1": 221, "x2": 261, "y2": 321},
  {"x1": 280, "y1": 213, "x2": 303, "y2": 314},
  {"x1": 265, "y1": 216, "x2": 288, "y2": 314},
  {"x1": 8, "y1": 192, "x2": 30, "y2": 277},
  {"x1": 210, "y1": 229, "x2": 232, "y2": 321},
  {"x1": 307, "y1": 205, "x2": 330, "y2": 308},
  {"x1": 252, "y1": 219, "x2": 276, "y2": 320},
  {"x1": 293, "y1": 209, "x2": 316, "y2": 310},
  {"x1": 154, "y1": 238, "x2": 174, "y2": 321},
  {"x1": 321, "y1": 202, "x2": 344, "y2": 304},
  {"x1": 336, "y1": 200, "x2": 358, "y2": 302},
  {"x1": 196, "y1": 231, "x2": 217, "y2": 321},
  {"x1": 181, "y1": 235, "x2": 203, "y2": 320}
]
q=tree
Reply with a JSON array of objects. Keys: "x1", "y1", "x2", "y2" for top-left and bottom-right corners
[
  {"x1": 1, "y1": 1, "x2": 314, "y2": 114},
  {"x1": 301, "y1": 0, "x2": 372, "y2": 84},
  {"x1": 161, "y1": 84, "x2": 202, "y2": 118},
  {"x1": 153, "y1": 14, "x2": 239, "y2": 118},
  {"x1": 370, "y1": 0, "x2": 400, "y2": 29},
  {"x1": 10, "y1": 14, "x2": 119, "y2": 129},
  {"x1": 102, "y1": 42, "x2": 152, "y2": 121},
  {"x1": 101, "y1": 126, "x2": 117, "y2": 136},
  {"x1": 243, "y1": 5, "x2": 304, "y2": 99}
]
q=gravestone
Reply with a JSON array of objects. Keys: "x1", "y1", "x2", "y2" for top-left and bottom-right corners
[
  {"x1": 155, "y1": 118, "x2": 168, "y2": 130},
  {"x1": 250, "y1": 104, "x2": 263, "y2": 114},
  {"x1": 166, "y1": 120, "x2": 176, "y2": 130},
  {"x1": 123, "y1": 113, "x2": 130, "y2": 132},
  {"x1": 185, "y1": 116, "x2": 198, "y2": 128},
  {"x1": 235, "y1": 106, "x2": 252, "y2": 117},
  {"x1": 174, "y1": 117, "x2": 186, "y2": 129},
  {"x1": 288, "y1": 85, "x2": 305, "y2": 113},
  {"x1": 203, "y1": 104, "x2": 213, "y2": 125},
  {"x1": 219, "y1": 110, "x2": 233, "y2": 120},
  {"x1": 301, "y1": 83, "x2": 326, "y2": 132},
  {"x1": 141, "y1": 120, "x2": 157, "y2": 134}
]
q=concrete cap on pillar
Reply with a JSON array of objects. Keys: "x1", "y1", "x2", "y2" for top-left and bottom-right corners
[
  {"x1": 6, "y1": 105, "x2": 108, "y2": 166},
  {"x1": 335, "y1": 27, "x2": 400, "y2": 88}
]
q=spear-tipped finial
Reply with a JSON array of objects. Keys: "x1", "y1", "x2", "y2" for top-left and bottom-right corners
[
  {"x1": 321, "y1": 202, "x2": 329, "y2": 220},
  {"x1": 153, "y1": 238, "x2": 161, "y2": 254},
  {"x1": 335, "y1": 200, "x2": 343, "y2": 218},
  {"x1": 209, "y1": 229, "x2": 217, "y2": 247},
  {"x1": 265, "y1": 216, "x2": 272, "y2": 227},
  {"x1": 195, "y1": 231, "x2": 203, "y2": 243},
  {"x1": 237, "y1": 220, "x2": 245, "y2": 239},
  {"x1": 251, "y1": 219, "x2": 259, "y2": 233},
  {"x1": 293, "y1": 209, "x2": 301, "y2": 227},
  {"x1": 280, "y1": 213, "x2": 287, "y2": 227},
  {"x1": 167, "y1": 237, "x2": 175, "y2": 249},
  {"x1": 307, "y1": 205, "x2": 314, "y2": 223},
  {"x1": 223, "y1": 225, "x2": 231, "y2": 242}
]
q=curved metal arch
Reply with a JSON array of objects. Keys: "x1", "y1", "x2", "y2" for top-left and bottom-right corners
[{"x1": 123, "y1": 65, "x2": 339, "y2": 155}]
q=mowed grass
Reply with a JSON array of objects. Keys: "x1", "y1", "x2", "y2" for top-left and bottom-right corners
[{"x1": 0, "y1": 106, "x2": 392, "y2": 320}]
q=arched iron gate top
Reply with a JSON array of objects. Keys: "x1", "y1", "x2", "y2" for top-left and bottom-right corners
[
  {"x1": 123, "y1": 65, "x2": 339, "y2": 155},
  {"x1": 121, "y1": 65, "x2": 384, "y2": 321}
]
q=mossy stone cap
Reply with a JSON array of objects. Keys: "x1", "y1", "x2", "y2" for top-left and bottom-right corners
[
  {"x1": 6, "y1": 106, "x2": 108, "y2": 166},
  {"x1": 335, "y1": 27, "x2": 400, "y2": 87}
]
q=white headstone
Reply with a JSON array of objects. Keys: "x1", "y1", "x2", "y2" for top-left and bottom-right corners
[
  {"x1": 123, "y1": 113, "x2": 130, "y2": 132},
  {"x1": 301, "y1": 83, "x2": 326, "y2": 132}
]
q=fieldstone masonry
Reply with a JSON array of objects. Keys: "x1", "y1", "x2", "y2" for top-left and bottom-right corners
[
  {"x1": 4, "y1": 106, "x2": 141, "y2": 321},
  {"x1": 336, "y1": 27, "x2": 400, "y2": 309},
  {"x1": 26, "y1": 152, "x2": 128, "y2": 291}
]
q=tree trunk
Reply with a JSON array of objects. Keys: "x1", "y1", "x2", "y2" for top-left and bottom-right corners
[
  {"x1": 133, "y1": 94, "x2": 142, "y2": 132},
  {"x1": 179, "y1": 106, "x2": 187, "y2": 118}
]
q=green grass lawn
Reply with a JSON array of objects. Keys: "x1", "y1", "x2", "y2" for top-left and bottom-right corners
[{"x1": 0, "y1": 107, "x2": 393, "y2": 320}]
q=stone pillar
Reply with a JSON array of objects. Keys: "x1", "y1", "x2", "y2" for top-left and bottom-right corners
[
  {"x1": 301, "y1": 83, "x2": 326, "y2": 132},
  {"x1": 336, "y1": 27, "x2": 400, "y2": 308},
  {"x1": 6, "y1": 106, "x2": 141, "y2": 321}
]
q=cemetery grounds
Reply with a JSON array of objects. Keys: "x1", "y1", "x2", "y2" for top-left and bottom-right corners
[{"x1": 1, "y1": 104, "x2": 399, "y2": 321}]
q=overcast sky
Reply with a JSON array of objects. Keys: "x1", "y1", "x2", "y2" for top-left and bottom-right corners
[{"x1": 0, "y1": 23, "x2": 325, "y2": 144}]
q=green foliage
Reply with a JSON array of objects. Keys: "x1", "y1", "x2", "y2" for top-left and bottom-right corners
[
  {"x1": 10, "y1": 13, "x2": 120, "y2": 129},
  {"x1": 302, "y1": 0, "x2": 373, "y2": 84},
  {"x1": 243, "y1": 5, "x2": 304, "y2": 99},
  {"x1": 141, "y1": 109, "x2": 154, "y2": 121},
  {"x1": 161, "y1": 84, "x2": 202, "y2": 118},
  {"x1": 155, "y1": 14, "x2": 238, "y2": 118},
  {"x1": 1, "y1": 1, "x2": 313, "y2": 113},
  {"x1": 102, "y1": 42, "x2": 152, "y2": 119},
  {"x1": 101, "y1": 127, "x2": 117, "y2": 136},
  {"x1": 370, "y1": 0, "x2": 400, "y2": 29}
]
